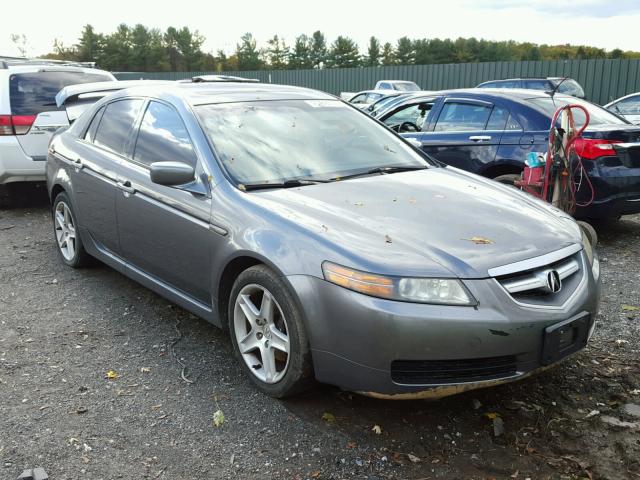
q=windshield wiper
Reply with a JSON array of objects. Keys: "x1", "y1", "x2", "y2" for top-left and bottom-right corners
[
  {"x1": 330, "y1": 165, "x2": 427, "y2": 181},
  {"x1": 241, "y1": 178, "x2": 328, "y2": 191}
]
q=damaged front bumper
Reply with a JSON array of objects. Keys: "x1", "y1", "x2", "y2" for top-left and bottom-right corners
[{"x1": 286, "y1": 255, "x2": 599, "y2": 398}]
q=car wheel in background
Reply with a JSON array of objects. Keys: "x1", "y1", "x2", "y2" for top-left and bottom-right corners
[
  {"x1": 493, "y1": 173, "x2": 521, "y2": 186},
  {"x1": 229, "y1": 265, "x2": 313, "y2": 398},
  {"x1": 52, "y1": 192, "x2": 91, "y2": 268}
]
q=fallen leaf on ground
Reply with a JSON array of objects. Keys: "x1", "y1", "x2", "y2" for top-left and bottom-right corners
[
  {"x1": 585, "y1": 410, "x2": 600, "y2": 419},
  {"x1": 346, "y1": 441, "x2": 357, "y2": 449},
  {"x1": 372, "y1": 425, "x2": 382, "y2": 435},
  {"x1": 621, "y1": 305, "x2": 640, "y2": 311},
  {"x1": 140, "y1": 367, "x2": 151, "y2": 373},
  {"x1": 484, "y1": 412, "x2": 501, "y2": 420},
  {"x1": 105, "y1": 370, "x2": 118, "y2": 380},
  {"x1": 407, "y1": 453, "x2": 421, "y2": 463},
  {"x1": 213, "y1": 409, "x2": 225, "y2": 427},
  {"x1": 321, "y1": 412, "x2": 336, "y2": 424},
  {"x1": 310, "y1": 471, "x2": 321, "y2": 478}
]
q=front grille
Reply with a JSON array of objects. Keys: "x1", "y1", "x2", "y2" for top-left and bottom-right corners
[
  {"x1": 391, "y1": 355, "x2": 518, "y2": 385},
  {"x1": 495, "y1": 252, "x2": 583, "y2": 307}
]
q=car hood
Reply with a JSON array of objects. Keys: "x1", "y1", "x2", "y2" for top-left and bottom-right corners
[{"x1": 249, "y1": 168, "x2": 581, "y2": 279}]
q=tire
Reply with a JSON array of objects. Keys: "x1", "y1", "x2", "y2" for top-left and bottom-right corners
[
  {"x1": 493, "y1": 173, "x2": 521, "y2": 187},
  {"x1": 52, "y1": 192, "x2": 91, "y2": 268},
  {"x1": 228, "y1": 264, "x2": 313, "y2": 398}
]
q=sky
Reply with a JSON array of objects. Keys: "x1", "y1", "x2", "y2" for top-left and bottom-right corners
[{"x1": 1, "y1": 0, "x2": 640, "y2": 57}]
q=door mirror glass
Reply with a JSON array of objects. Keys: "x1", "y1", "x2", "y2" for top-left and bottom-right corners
[{"x1": 150, "y1": 161, "x2": 195, "y2": 186}]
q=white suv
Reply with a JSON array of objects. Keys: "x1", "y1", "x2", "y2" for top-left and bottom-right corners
[{"x1": 0, "y1": 58, "x2": 114, "y2": 186}]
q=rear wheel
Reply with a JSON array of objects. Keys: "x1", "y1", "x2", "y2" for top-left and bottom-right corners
[
  {"x1": 229, "y1": 265, "x2": 313, "y2": 398},
  {"x1": 52, "y1": 192, "x2": 91, "y2": 268}
]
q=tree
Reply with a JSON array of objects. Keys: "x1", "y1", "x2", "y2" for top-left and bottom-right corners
[
  {"x1": 394, "y1": 36, "x2": 414, "y2": 65},
  {"x1": 327, "y1": 36, "x2": 361, "y2": 68},
  {"x1": 101, "y1": 24, "x2": 133, "y2": 71},
  {"x1": 75, "y1": 25, "x2": 103, "y2": 63},
  {"x1": 381, "y1": 42, "x2": 394, "y2": 66},
  {"x1": 236, "y1": 33, "x2": 263, "y2": 70},
  {"x1": 365, "y1": 36, "x2": 381, "y2": 67},
  {"x1": 310, "y1": 31, "x2": 327, "y2": 69},
  {"x1": 266, "y1": 35, "x2": 289, "y2": 69},
  {"x1": 10, "y1": 34, "x2": 29, "y2": 57},
  {"x1": 289, "y1": 34, "x2": 313, "y2": 69}
]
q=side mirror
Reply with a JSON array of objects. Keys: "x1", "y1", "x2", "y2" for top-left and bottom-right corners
[{"x1": 150, "y1": 161, "x2": 195, "y2": 186}]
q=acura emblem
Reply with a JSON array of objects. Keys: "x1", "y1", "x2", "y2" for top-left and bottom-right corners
[{"x1": 546, "y1": 270, "x2": 562, "y2": 293}]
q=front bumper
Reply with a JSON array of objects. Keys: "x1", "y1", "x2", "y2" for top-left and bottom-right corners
[{"x1": 287, "y1": 253, "x2": 599, "y2": 397}]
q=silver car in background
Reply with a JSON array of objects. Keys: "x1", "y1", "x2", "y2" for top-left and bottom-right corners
[{"x1": 47, "y1": 82, "x2": 600, "y2": 398}]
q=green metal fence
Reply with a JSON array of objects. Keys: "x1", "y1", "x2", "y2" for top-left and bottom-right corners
[{"x1": 114, "y1": 59, "x2": 640, "y2": 105}]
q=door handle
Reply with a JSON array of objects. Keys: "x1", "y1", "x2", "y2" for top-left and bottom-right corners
[
  {"x1": 117, "y1": 180, "x2": 136, "y2": 195},
  {"x1": 469, "y1": 135, "x2": 492, "y2": 141}
]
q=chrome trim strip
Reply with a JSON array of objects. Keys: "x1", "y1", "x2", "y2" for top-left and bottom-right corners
[
  {"x1": 488, "y1": 243, "x2": 582, "y2": 277},
  {"x1": 614, "y1": 142, "x2": 640, "y2": 149}
]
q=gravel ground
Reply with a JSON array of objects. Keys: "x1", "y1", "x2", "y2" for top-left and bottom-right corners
[{"x1": 1, "y1": 183, "x2": 639, "y2": 480}]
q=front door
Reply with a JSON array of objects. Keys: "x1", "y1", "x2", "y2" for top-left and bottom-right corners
[{"x1": 115, "y1": 100, "x2": 212, "y2": 305}]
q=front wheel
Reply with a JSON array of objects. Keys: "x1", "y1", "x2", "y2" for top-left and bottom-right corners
[
  {"x1": 229, "y1": 265, "x2": 313, "y2": 398},
  {"x1": 52, "y1": 192, "x2": 91, "y2": 268}
]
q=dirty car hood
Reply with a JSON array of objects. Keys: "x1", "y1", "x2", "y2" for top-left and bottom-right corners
[{"x1": 250, "y1": 168, "x2": 581, "y2": 278}]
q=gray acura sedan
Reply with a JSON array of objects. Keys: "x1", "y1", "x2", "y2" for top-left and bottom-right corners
[{"x1": 46, "y1": 82, "x2": 600, "y2": 399}]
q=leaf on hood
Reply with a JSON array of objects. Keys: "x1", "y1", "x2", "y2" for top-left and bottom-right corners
[
  {"x1": 463, "y1": 236, "x2": 495, "y2": 245},
  {"x1": 105, "y1": 370, "x2": 118, "y2": 380}
]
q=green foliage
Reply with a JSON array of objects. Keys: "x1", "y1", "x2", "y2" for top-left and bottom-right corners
[
  {"x1": 289, "y1": 34, "x2": 313, "y2": 69},
  {"x1": 310, "y1": 31, "x2": 328, "y2": 69},
  {"x1": 327, "y1": 36, "x2": 361, "y2": 68},
  {"x1": 365, "y1": 37, "x2": 381, "y2": 67},
  {"x1": 39, "y1": 25, "x2": 640, "y2": 72}
]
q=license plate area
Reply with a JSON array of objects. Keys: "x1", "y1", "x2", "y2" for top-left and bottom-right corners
[{"x1": 541, "y1": 314, "x2": 590, "y2": 365}]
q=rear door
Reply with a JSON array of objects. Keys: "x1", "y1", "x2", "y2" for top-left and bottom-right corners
[
  {"x1": 415, "y1": 98, "x2": 501, "y2": 173},
  {"x1": 9, "y1": 70, "x2": 113, "y2": 159}
]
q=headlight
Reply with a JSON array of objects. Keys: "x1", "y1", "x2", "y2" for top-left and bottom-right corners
[{"x1": 322, "y1": 262, "x2": 477, "y2": 305}]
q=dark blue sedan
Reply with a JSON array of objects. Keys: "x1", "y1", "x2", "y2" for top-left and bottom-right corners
[{"x1": 376, "y1": 89, "x2": 640, "y2": 219}]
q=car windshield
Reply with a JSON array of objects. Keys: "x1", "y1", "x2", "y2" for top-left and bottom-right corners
[
  {"x1": 394, "y1": 82, "x2": 420, "y2": 92},
  {"x1": 528, "y1": 97, "x2": 628, "y2": 126},
  {"x1": 550, "y1": 78, "x2": 585, "y2": 98},
  {"x1": 196, "y1": 99, "x2": 431, "y2": 185}
]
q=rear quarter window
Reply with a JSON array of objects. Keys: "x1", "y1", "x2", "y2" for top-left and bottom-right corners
[{"x1": 9, "y1": 71, "x2": 113, "y2": 116}]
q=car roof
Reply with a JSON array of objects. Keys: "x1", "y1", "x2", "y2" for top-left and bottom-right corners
[
  {"x1": 108, "y1": 82, "x2": 336, "y2": 106},
  {"x1": 0, "y1": 64, "x2": 111, "y2": 75},
  {"x1": 394, "y1": 87, "x2": 570, "y2": 101},
  {"x1": 604, "y1": 91, "x2": 640, "y2": 107}
]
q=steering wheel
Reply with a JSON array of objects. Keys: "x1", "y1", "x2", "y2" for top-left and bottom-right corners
[{"x1": 399, "y1": 121, "x2": 420, "y2": 132}]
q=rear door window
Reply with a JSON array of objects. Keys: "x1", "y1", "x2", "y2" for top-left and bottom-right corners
[
  {"x1": 9, "y1": 71, "x2": 113, "y2": 116},
  {"x1": 93, "y1": 99, "x2": 145, "y2": 156},
  {"x1": 434, "y1": 102, "x2": 492, "y2": 131},
  {"x1": 133, "y1": 101, "x2": 197, "y2": 168}
]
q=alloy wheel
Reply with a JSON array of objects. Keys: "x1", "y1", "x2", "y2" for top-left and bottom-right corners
[
  {"x1": 54, "y1": 201, "x2": 77, "y2": 261},
  {"x1": 233, "y1": 284, "x2": 290, "y2": 384}
]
